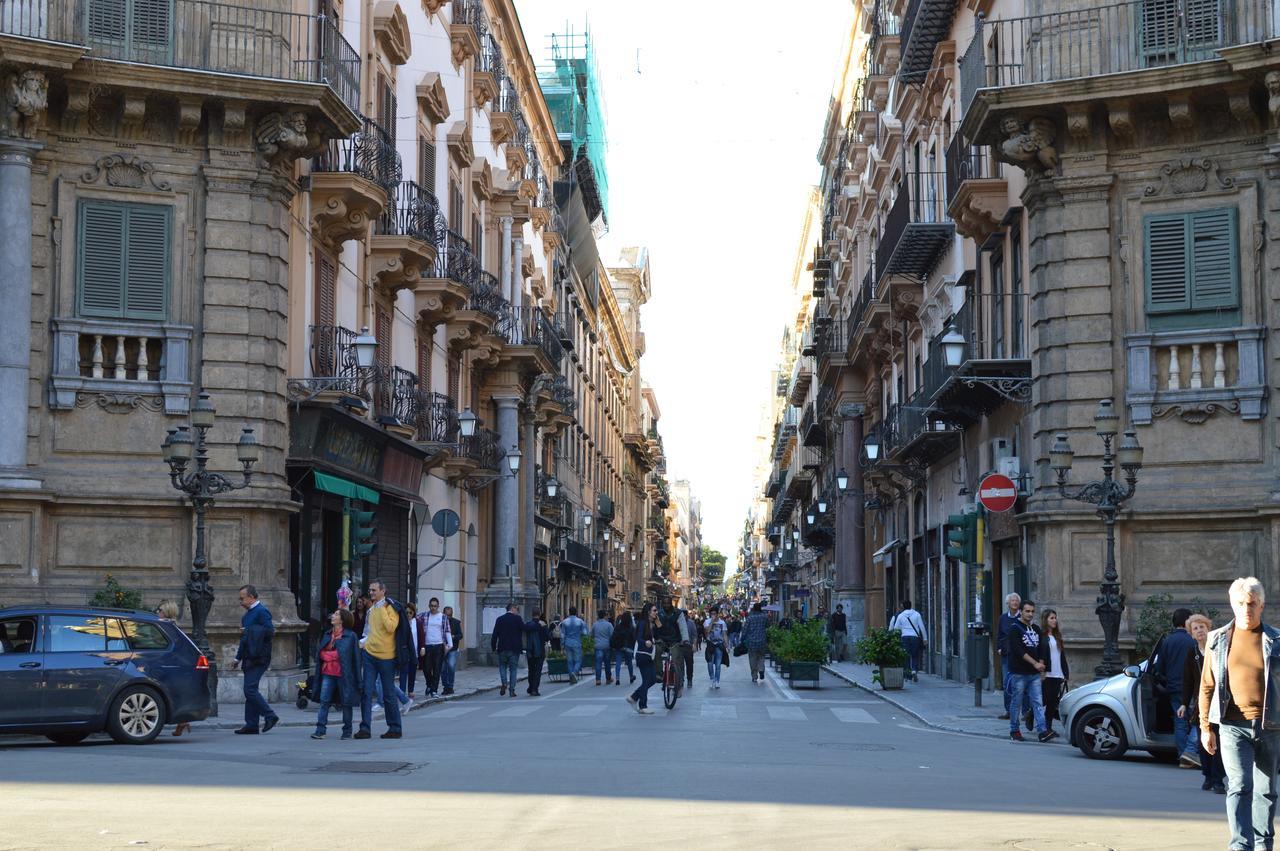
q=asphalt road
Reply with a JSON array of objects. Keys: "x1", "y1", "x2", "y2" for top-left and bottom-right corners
[{"x1": 0, "y1": 654, "x2": 1226, "y2": 850}]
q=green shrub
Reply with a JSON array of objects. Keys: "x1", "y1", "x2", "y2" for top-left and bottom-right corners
[
  {"x1": 779, "y1": 620, "x2": 828, "y2": 663},
  {"x1": 854, "y1": 627, "x2": 909, "y2": 668},
  {"x1": 582, "y1": 634, "x2": 595, "y2": 656},
  {"x1": 547, "y1": 649, "x2": 566, "y2": 661},
  {"x1": 89, "y1": 573, "x2": 144, "y2": 610},
  {"x1": 1134, "y1": 593, "x2": 1222, "y2": 659}
]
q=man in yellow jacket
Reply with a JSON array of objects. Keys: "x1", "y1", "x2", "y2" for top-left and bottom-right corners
[{"x1": 356, "y1": 580, "x2": 402, "y2": 739}]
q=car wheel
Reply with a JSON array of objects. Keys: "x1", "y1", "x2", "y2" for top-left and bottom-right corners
[
  {"x1": 106, "y1": 686, "x2": 166, "y2": 744},
  {"x1": 1075, "y1": 707, "x2": 1128, "y2": 760},
  {"x1": 46, "y1": 732, "x2": 89, "y2": 745}
]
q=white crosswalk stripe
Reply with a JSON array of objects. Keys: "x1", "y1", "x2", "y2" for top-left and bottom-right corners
[
  {"x1": 830, "y1": 707, "x2": 877, "y2": 724},
  {"x1": 492, "y1": 704, "x2": 542, "y2": 717},
  {"x1": 701, "y1": 703, "x2": 738, "y2": 720},
  {"x1": 766, "y1": 705, "x2": 807, "y2": 721},
  {"x1": 560, "y1": 704, "x2": 607, "y2": 717},
  {"x1": 427, "y1": 705, "x2": 482, "y2": 719}
]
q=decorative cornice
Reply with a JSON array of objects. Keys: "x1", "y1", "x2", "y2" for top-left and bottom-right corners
[
  {"x1": 81, "y1": 154, "x2": 172, "y2": 191},
  {"x1": 373, "y1": 2, "x2": 413, "y2": 66},
  {"x1": 416, "y1": 72, "x2": 450, "y2": 127}
]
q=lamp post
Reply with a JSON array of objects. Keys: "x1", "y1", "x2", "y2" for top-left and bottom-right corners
[
  {"x1": 1049, "y1": 399, "x2": 1143, "y2": 678},
  {"x1": 161, "y1": 390, "x2": 260, "y2": 713}
]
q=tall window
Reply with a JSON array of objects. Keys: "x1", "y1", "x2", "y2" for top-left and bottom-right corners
[
  {"x1": 1144, "y1": 207, "x2": 1240, "y2": 330},
  {"x1": 1010, "y1": 229, "x2": 1024, "y2": 358},
  {"x1": 376, "y1": 72, "x2": 396, "y2": 144},
  {"x1": 990, "y1": 248, "x2": 1005, "y2": 359},
  {"x1": 449, "y1": 179, "x2": 463, "y2": 232},
  {"x1": 77, "y1": 199, "x2": 171, "y2": 320},
  {"x1": 419, "y1": 136, "x2": 436, "y2": 194}
]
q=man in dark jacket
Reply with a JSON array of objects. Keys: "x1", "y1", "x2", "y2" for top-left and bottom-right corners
[
  {"x1": 1156, "y1": 607, "x2": 1199, "y2": 766},
  {"x1": 491, "y1": 603, "x2": 525, "y2": 697},
  {"x1": 523, "y1": 611, "x2": 551, "y2": 696},
  {"x1": 1006, "y1": 599, "x2": 1055, "y2": 743},
  {"x1": 233, "y1": 584, "x2": 278, "y2": 734},
  {"x1": 829, "y1": 605, "x2": 848, "y2": 662},
  {"x1": 998, "y1": 592, "x2": 1026, "y2": 720}
]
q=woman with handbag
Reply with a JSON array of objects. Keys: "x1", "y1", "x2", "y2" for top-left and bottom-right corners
[
  {"x1": 1040, "y1": 608, "x2": 1069, "y2": 736},
  {"x1": 704, "y1": 609, "x2": 729, "y2": 689},
  {"x1": 1178, "y1": 613, "x2": 1226, "y2": 793},
  {"x1": 312, "y1": 608, "x2": 360, "y2": 740},
  {"x1": 626, "y1": 604, "x2": 659, "y2": 715}
]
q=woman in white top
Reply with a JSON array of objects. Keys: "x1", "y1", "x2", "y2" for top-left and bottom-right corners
[
  {"x1": 1039, "y1": 608, "x2": 1070, "y2": 735},
  {"x1": 703, "y1": 611, "x2": 729, "y2": 689}
]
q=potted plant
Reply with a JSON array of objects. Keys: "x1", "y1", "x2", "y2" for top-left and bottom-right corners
[
  {"x1": 784, "y1": 621, "x2": 827, "y2": 688},
  {"x1": 546, "y1": 649, "x2": 569, "y2": 679},
  {"x1": 855, "y1": 627, "x2": 909, "y2": 689}
]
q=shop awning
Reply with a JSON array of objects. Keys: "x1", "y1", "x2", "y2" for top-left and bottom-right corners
[{"x1": 312, "y1": 471, "x2": 380, "y2": 504}]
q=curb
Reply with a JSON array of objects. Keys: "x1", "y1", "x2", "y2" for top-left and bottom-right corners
[{"x1": 822, "y1": 664, "x2": 1009, "y2": 741}]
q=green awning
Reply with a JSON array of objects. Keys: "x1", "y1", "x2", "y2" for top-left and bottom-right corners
[{"x1": 312, "y1": 471, "x2": 380, "y2": 505}]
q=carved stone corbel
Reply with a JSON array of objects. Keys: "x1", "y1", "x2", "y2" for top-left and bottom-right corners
[
  {"x1": 120, "y1": 94, "x2": 147, "y2": 139},
  {"x1": 1106, "y1": 99, "x2": 1135, "y2": 143},
  {"x1": 1267, "y1": 71, "x2": 1280, "y2": 131},
  {"x1": 370, "y1": 252, "x2": 426, "y2": 295},
  {"x1": 255, "y1": 110, "x2": 319, "y2": 169},
  {"x1": 1226, "y1": 83, "x2": 1259, "y2": 134},
  {"x1": 995, "y1": 115, "x2": 1058, "y2": 176},
  {"x1": 61, "y1": 78, "x2": 90, "y2": 134},
  {"x1": 219, "y1": 101, "x2": 248, "y2": 148},
  {"x1": 0, "y1": 69, "x2": 47, "y2": 140},
  {"x1": 177, "y1": 99, "x2": 202, "y2": 147},
  {"x1": 1167, "y1": 94, "x2": 1195, "y2": 138},
  {"x1": 1065, "y1": 105, "x2": 1091, "y2": 145}
]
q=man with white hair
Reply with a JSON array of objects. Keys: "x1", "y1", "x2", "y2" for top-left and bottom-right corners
[
  {"x1": 998, "y1": 592, "x2": 1028, "y2": 720},
  {"x1": 1200, "y1": 577, "x2": 1279, "y2": 851}
]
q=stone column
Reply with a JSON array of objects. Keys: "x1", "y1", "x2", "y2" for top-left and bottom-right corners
[
  {"x1": 493, "y1": 396, "x2": 521, "y2": 595},
  {"x1": 520, "y1": 415, "x2": 537, "y2": 613},
  {"x1": 499, "y1": 216, "x2": 513, "y2": 301},
  {"x1": 512, "y1": 236, "x2": 524, "y2": 310},
  {"x1": 0, "y1": 139, "x2": 43, "y2": 489},
  {"x1": 837, "y1": 408, "x2": 866, "y2": 638}
]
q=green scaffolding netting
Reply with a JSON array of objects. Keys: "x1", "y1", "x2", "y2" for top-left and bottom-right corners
[{"x1": 537, "y1": 25, "x2": 609, "y2": 228}]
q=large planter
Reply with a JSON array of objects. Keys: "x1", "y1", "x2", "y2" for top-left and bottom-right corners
[
  {"x1": 788, "y1": 661, "x2": 821, "y2": 688},
  {"x1": 879, "y1": 666, "x2": 905, "y2": 690},
  {"x1": 780, "y1": 660, "x2": 792, "y2": 679},
  {"x1": 546, "y1": 657, "x2": 569, "y2": 681}
]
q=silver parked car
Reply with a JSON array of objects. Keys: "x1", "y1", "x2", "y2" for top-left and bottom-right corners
[{"x1": 1059, "y1": 660, "x2": 1179, "y2": 761}]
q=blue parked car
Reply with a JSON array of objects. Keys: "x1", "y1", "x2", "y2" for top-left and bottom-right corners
[{"x1": 0, "y1": 606, "x2": 211, "y2": 744}]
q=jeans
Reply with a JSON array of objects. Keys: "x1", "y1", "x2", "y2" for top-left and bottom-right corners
[
  {"x1": 498, "y1": 651, "x2": 520, "y2": 689},
  {"x1": 1219, "y1": 721, "x2": 1280, "y2": 851},
  {"x1": 1003, "y1": 658, "x2": 1031, "y2": 715},
  {"x1": 706, "y1": 643, "x2": 724, "y2": 683},
  {"x1": 748, "y1": 649, "x2": 766, "y2": 679},
  {"x1": 373, "y1": 675, "x2": 408, "y2": 707},
  {"x1": 614, "y1": 648, "x2": 635, "y2": 682},
  {"x1": 314, "y1": 675, "x2": 352, "y2": 737},
  {"x1": 241, "y1": 661, "x2": 275, "y2": 729},
  {"x1": 442, "y1": 649, "x2": 458, "y2": 691},
  {"x1": 527, "y1": 655, "x2": 543, "y2": 693},
  {"x1": 1172, "y1": 694, "x2": 1195, "y2": 757},
  {"x1": 420, "y1": 644, "x2": 445, "y2": 694},
  {"x1": 360, "y1": 651, "x2": 402, "y2": 734},
  {"x1": 594, "y1": 647, "x2": 613, "y2": 681},
  {"x1": 1007, "y1": 673, "x2": 1046, "y2": 734},
  {"x1": 683, "y1": 644, "x2": 695, "y2": 684},
  {"x1": 631, "y1": 653, "x2": 657, "y2": 709},
  {"x1": 831, "y1": 630, "x2": 847, "y2": 662},
  {"x1": 564, "y1": 642, "x2": 582, "y2": 677},
  {"x1": 901, "y1": 635, "x2": 922, "y2": 676},
  {"x1": 399, "y1": 657, "x2": 416, "y2": 696}
]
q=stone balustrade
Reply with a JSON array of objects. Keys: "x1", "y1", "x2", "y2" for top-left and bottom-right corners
[{"x1": 1126, "y1": 326, "x2": 1265, "y2": 424}]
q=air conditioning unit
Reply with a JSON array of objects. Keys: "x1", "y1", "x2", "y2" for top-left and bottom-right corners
[
  {"x1": 997, "y1": 456, "x2": 1021, "y2": 480},
  {"x1": 989, "y1": 437, "x2": 1013, "y2": 470}
]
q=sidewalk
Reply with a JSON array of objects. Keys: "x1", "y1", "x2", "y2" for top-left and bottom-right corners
[
  {"x1": 823, "y1": 660, "x2": 1019, "y2": 740},
  {"x1": 197, "y1": 664, "x2": 527, "y2": 730}
]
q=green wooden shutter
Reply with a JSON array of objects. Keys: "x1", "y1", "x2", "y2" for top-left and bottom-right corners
[
  {"x1": 1140, "y1": 0, "x2": 1180, "y2": 64},
  {"x1": 129, "y1": 0, "x2": 172, "y2": 64},
  {"x1": 123, "y1": 205, "x2": 170, "y2": 319},
  {"x1": 1184, "y1": 0, "x2": 1223, "y2": 53},
  {"x1": 1144, "y1": 213, "x2": 1190, "y2": 313},
  {"x1": 78, "y1": 202, "x2": 126, "y2": 317},
  {"x1": 86, "y1": 0, "x2": 127, "y2": 57},
  {"x1": 1189, "y1": 207, "x2": 1237, "y2": 309}
]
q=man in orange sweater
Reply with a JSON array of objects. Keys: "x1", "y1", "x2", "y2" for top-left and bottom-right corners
[{"x1": 356, "y1": 580, "x2": 402, "y2": 740}]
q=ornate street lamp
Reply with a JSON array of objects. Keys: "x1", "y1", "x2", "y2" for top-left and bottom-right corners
[
  {"x1": 161, "y1": 390, "x2": 260, "y2": 714},
  {"x1": 1050, "y1": 399, "x2": 1143, "y2": 678},
  {"x1": 457, "y1": 408, "x2": 478, "y2": 438},
  {"x1": 864, "y1": 434, "x2": 880, "y2": 462},
  {"x1": 505, "y1": 445, "x2": 522, "y2": 475},
  {"x1": 545, "y1": 476, "x2": 559, "y2": 498},
  {"x1": 836, "y1": 468, "x2": 850, "y2": 491},
  {"x1": 941, "y1": 323, "x2": 966, "y2": 368},
  {"x1": 352, "y1": 326, "x2": 378, "y2": 369}
]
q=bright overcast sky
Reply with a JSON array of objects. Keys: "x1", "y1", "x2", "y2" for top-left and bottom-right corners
[{"x1": 515, "y1": 0, "x2": 852, "y2": 565}]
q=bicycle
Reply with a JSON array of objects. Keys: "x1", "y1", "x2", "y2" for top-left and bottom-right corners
[{"x1": 661, "y1": 650, "x2": 682, "y2": 710}]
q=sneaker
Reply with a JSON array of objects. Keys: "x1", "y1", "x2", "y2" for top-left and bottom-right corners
[
  {"x1": 262, "y1": 716, "x2": 279, "y2": 733},
  {"x1": 1038, "y1": 730, "x2": 1059, "y2": 743},
  {"x1": 371, "y1": 703, "x2": 382, "y2": 712},
  {"x1": 233, "y1": 727, "x2": 259, "y2": 735},
  {"x1": 500, "y1": 685, "x2": 506, "y2": 696},
  {"x1": 1211, "y1": 783, "x2": 1227, "y2": 794},
  {"x1": 626, "y1": 695, "x2": 638, "y2": 709},
  {"x1": 340, "y1": 733, "x2": 352, "y2": 740},
  {"x1": 380, "y1": 731, "x2": 402, "y2": 739},
  {"x1": 354, "y1": 730, "x2": 371, "y2": 739},
  {"x1": 638, "y1": 707, "x2": 655, "y2": 715},
  {"x1": 443, "y1": 688, "x2": 454, "y2": 695},
  {"x1": 1180, "y1": 752, "x2": 1202, "y2": 769},
  {"x1": 1202, "y1": 779, "x2": 1214, "y2": 791},
  {"x1": 1010, "y1": 730, "x2": 1024, "y2": 742},
  {"x1": 998, "y1": 713, "x2": 1011, "y2": 720},
  {"x1": 595, "y1": 680, "x2": 601, "y2": 686},
  {"x1": 310, "y1": 732, "x2": 325, "y2": 740}
]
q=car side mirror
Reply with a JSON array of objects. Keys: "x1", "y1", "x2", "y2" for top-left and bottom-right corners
[{"x1": 1123, "y1": 665, "x2": 1141, "y2": 679}]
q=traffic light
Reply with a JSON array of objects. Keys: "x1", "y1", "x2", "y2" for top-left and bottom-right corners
[
  {"x1": 946, "y1": 512, "x2": 977, "y2": 563},
  {"x1": 351, "y1": 509, "x2": 377, "y2": 559}
]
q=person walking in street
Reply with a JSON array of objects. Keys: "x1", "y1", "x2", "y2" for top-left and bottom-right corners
[
  {"x1": 416, "y1": 597, "x2": 452, "y2": 698},
  {"x1": 829, "y1": 604, "x2": 849, "y2": 663},
  {"x1": 491, "y1": 603, "x2": 524, "y2": 697},
  {"x1": 704, "y1": 609, "x2": 728, "y2": 689},
  {"x1": 654, "y1": 598, "x2": 687, "y2": 692},
  {"x1": 1200, "y1": 577, "x2": 1280, "y2": 851},
  {"x1": 727, "y1": 613, "x2": 743, "y2": 653},
  {"x1": 549, "y1": 614, "x2": 562, "y2": 654},
  {"x1": 1156, "y1": 607, "x2": 1201, "y2": 768},
  {"x1": 441, "y1": 606, "x2": 462, "y2": 695},
  {"x1": 311, "y1": 608, "x2": 359, "y2": 740},
  {"x1": 400, "y1": 602, "x2": 418, "y2": 700},
  {"x1": 743, "y1": 602, "x2": 769, "y2": 684},
  {"x1": 1006, "y1": 599, "x2": 1055, "y2": 743},
  {"x1": 592, "y1": 611, "x2": 615, "y2": 685},
  {"x1": 232, "y1": 584, "x2": 278, "y2": 735},
  {"x1": 611, "y1": 610, "x2": 636, "y2": 685},
  {"x1": 559, "y1": 608, "x2": 587, "y2": 683},
  {"x1": 683, "y1": 609, "x2": 698, "y2": 688},
  {"x1": 626, "y1": 603, "x2": 659, "y2": 715},
  {"x1": 1040, "y1": 608, "x2": 1069, "y2": 736},
  {"x1": 1180, "y1": 613, "x2": 1226, "y2": 794},
  {"x1": 998, "y1": 592, "x2": 1026, "y2": 720},
  {"x1": 356, "y1": 579, "x2": 403, "y2": 740},
  {"x1": 890, "y1": 599, "x2": 927, "y2": 682},
  {"x1": 524, "y1": 610, "x2": 550, "y2": 696},
  {"x1": 155, "y1": 600, "x2": 192, "y2": 737}
]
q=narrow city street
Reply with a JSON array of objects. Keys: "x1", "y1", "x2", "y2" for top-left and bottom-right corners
[{"x1": 0, "y1": 663, "x2": 1221, "y2": 849}]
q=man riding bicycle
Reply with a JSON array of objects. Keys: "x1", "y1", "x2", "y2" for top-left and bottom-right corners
[{"x1": 654, "y1": 597, "x2": 689, "y2": 694}]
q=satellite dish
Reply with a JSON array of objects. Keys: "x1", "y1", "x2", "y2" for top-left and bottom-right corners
[{"x1": 431, "y1": 509, "x2": 461, "y2": 538}]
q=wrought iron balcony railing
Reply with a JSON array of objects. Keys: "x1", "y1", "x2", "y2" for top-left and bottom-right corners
[
  {"x1": 475, "y1": 28, "x2": 503, "y2": 78},
  {"x1": 497, "y1": 306, "x2": 564, "y2": 367},
  {"x1": 875, "y1": 170, "x2": 953, "y2": 283},
  {"x1": 451, "y1": 0, "x2": 482, "y2": 30},
  {"x1": 496, "y1": 73, "x2": 518, "y2": 114},
  {"x1": 944, "y1": 132, "x2": 1002, "y2": 206},
  {"x1": 899, "y1": 0, "x2": 959, "y2": 81},
  {"x1": 459, "y1": 426, "x2": 501, "y2": 470},
  {"x1": 4, "y1": 0, "x2": 361, "y2": 116},
  {"x1": 469, "y1": 273, "x2": 510, "y2": 323},
  {"x1": 305, "y1": 324, "x2": 364, "y2": 396},
  {"x1": 373, "y1": 365, "x2": 418, "y2": 423},
  {"x1": 961, "y1": 0, "x2": 1276, "y2": 102},
  {"x1": 412, "y1": 391, "x2": 458, "y2": 444},
  {"x1": 429, "y1": 229, "x2": 480, "y2": 287},
  {"x1": 376, "y1": 180, "x2": 446, "y2": 246},
  {"x1": 312, "y1": 115, "x2": 401, "y2": 190}
]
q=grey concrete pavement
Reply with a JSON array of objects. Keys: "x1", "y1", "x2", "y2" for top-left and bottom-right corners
[{"x1": 0, "y1": 651, "x2": 1228, "y2": 849}]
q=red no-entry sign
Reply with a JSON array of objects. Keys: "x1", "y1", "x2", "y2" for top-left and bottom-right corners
[{"x1": 978, "y1": 473, "x2": 1018, "y2": 513}]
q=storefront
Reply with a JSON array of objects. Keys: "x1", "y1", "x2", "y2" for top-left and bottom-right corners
[{"x1": 287, "y1": 403, "x2": 433, "y2": 658}]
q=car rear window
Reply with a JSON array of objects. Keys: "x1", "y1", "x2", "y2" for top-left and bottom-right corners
[
  {"x1": 0, "y1": 616, "x2": 37, "y2": 653},
  {"x1": 120, "y1": 619, "x2": 170, "y2": 650},
  {"x1": 48, "y1": 616, "x2": 115, "y2": 652}
]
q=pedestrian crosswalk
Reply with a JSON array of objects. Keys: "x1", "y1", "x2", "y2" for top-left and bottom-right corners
[{"x1": 420, "y1": 700, "x2": 886, "y2": 725}]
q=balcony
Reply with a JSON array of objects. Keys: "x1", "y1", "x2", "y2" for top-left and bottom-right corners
[
  {"x1": 2, "y1": 0, "x2": 361, "y2": 124},
  {"x1": 497, "y1": 306, "x2": 564, "y2": 378},
  {"x1": 898, "y1": 0, "x2": 958, "y2": 82},
  {"x1": 871, "y1": 0, "x2": 902, "y2": 75},
  {"x1": 287, "y1": 324, "x2": 368, "y2": 407},
  {"x1": 1126, "y1": 326, "x2": 1266, "y2": 424},
  {"x1": 373, "y1": 365, "x2": 419, "y2": 432},
  {"x1": 370, "y1": 181, "x2": 444, "y2": 295},
  {"x1": 449, "y1": 0, "x2": 482, "y2": 68},
  {"x1": 890, "y1": 389, "x2": 960, "y2": 464},
  {"x1": 443, "y1": 425, "x2": 501, "y2": 486},
  {"x1": 412, "y1": 391, "x2": 459, "y2": 445},
  {"x1": 472, "y1": 27, "x2": 502, "y2": 108},
  {"x1": 929, "y1": 296, "x2": 1032, "y2": 423},
  {"x1": 417, "y1": 229, "x2": 478, "y2": 327},
  {"x1": 765, "y1": 469, "x2": 787, "y2": 500},
  {"x1": 944, "y1": 133, "x2": 1006, "y2": 243},
  {"x1": 772, "y1": 409, "x2": 798, "y2": 462},
  {"x1": 876, "y1": 170, "x2": 953, "y2": 284},
  {"x1": 959, "y1": 0, "x2": 1277, "y2": 144},
  {"x1": 308, "y1": 116, "x2": 397, "y2": 247},
  {"x1": 800, "y1": 402, "x2": 825, "y2": 447},
  {"x1": 788, "y1": 351, "x2": 813, "y2": 406},
  {"x1": 490, "y1": 74, "x2": 517, "y2": 145},
  {"x1": 49, "y1": 317, "x2": 193, "y2": 413}
]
